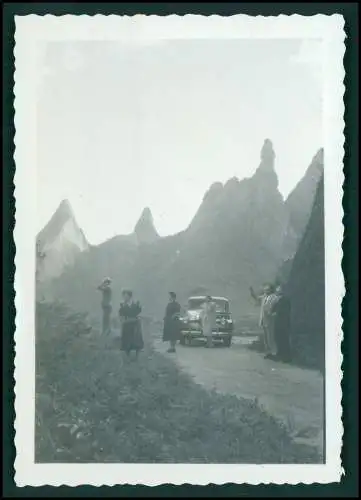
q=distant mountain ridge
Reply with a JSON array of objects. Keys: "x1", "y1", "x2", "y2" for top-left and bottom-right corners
[{"x1": 47, "y1": 139, "x2": 323, "y2": 323}]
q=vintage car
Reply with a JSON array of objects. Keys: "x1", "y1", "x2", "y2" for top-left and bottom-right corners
[{"x1": 179, "y1": 296, "x2": 233, "y2": 347}]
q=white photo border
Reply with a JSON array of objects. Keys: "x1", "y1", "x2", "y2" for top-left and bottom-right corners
[{"x1": 14, "y1": 14, "x2": 345, "y2": 486}]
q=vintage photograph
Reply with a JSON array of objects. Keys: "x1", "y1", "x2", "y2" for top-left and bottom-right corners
[{"x1": 14, "y1": 15, "x2": 344, "y2": 486}]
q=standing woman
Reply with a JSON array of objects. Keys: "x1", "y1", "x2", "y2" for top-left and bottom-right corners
[
  {"x1": 163, "y1": 292, "x2": 181, "y2": 353},
  {"x1": 201, "y1": 295, "x2": 217, "y2": 348},
  {"x1": 119, "y1": 289, "x2": 144, "y2": 359}
]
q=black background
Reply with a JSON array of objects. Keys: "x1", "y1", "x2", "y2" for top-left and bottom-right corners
[{"x1": 2, "y1": 2, "x2": 359, "y2": 497}]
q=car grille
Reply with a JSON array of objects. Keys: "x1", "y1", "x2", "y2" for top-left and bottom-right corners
[
  {"x1": 188, "y1": 321, "x2": 201, "y2": 330},
  {"x1": 181, "y1": 314, "x2": 233, "y2": 332}
]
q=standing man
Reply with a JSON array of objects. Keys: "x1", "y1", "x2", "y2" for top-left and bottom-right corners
[
  {"x1": 249, "y1": 283, "x2": 276, "y2": 358},
  {"x1": 163, "y1": 292, "x2": 181, "y2": 353},
  {"x1": 201, "y1": 295, "x2": 217, "y2": 348},
  {"x1": 263, "y1": 288, "x2": 279, "y2": 359},
  {"x1": 97, "y1": 277, "x2": 112, "y2": 335}
]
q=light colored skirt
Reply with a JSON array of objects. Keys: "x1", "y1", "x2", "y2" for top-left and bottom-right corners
[
  {"x1": 262, "y1": 316, "x2": 277, "y2": 355},
  {"x1": 202, "y1": 323, "x2": 214, "y2": 338}
]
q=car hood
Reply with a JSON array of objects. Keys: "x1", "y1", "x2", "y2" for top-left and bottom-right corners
[{"x1": 184, "y1": 309, "x2": 202, "y2": 318}]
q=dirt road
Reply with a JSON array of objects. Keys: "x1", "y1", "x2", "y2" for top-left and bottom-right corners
[{"x1": 153, "y1": 335, "x2": 324, "y2": 456}]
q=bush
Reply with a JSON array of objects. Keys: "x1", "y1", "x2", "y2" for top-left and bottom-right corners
[{"x1": 36, "y1": 302, "x2": 320, "y2": 463}]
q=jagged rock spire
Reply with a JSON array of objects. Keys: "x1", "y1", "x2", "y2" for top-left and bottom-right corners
[
  {"x1": 37, "y1": 199, "x2": 83, "y2": 248},
  {"x1": 253, "y1": 138, "x2": 279, "y2": 192},
  {"x1": 133, "y1": 207, "x2": 159, "y2": 244},
  {"x1": 259, "y1": 138, "x2": 276, "y2": 171},
  {"x1": 36, "y1": 199, "x2": 89, "y2": 283}
]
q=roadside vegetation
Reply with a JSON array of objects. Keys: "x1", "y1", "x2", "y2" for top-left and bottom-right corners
[{"x1": 36, "y1": 301, "x2": 320, "y2": 463}]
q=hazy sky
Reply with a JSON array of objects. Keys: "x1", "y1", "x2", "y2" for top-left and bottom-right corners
[{"x1": 36, "y1": 38, "x2": 323, "y2": 244}]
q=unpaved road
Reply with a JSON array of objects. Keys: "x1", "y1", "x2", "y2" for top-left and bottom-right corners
[{"x1": 153, "y1": 335, "x2": 324, "y2": 456}]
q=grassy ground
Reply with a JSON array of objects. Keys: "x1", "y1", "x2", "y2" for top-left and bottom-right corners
[{"x1": 35, "y1": 301, "x2": 320, "y2": 463}]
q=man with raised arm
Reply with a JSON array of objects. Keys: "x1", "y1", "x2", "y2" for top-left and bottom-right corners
[{"x1": 97, "y1": 277, "x2": 113, "y2": 335}]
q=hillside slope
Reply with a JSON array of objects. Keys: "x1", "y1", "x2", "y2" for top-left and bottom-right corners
[
  {"x1": 282, "y1": 149, "x2": 324, "y2": 259},
  {"x1": 286, "y1": 174, "x2": 325, "y2": 371}
]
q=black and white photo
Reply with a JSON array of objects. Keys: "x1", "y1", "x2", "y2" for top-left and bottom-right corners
[{"x1": 14, "y1": 14, "x2": 345, "y2": 486}]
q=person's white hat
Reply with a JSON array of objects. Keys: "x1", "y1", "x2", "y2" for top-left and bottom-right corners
[{"x1": 103, "y1": 277, "x2": 112, "y2": 284}]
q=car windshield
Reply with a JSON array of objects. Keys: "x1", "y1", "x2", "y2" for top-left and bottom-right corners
[{"x1": 188, "y1": 298, "x2": 229, "y2": 313}]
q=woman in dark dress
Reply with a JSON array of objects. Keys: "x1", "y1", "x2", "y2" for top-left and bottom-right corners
[
  {"x1": 163, "y1": 292, "x2": 181, "y2": 353},
  {"x1": 119, "y1": 289, "x2": 144, "y2": 358}
]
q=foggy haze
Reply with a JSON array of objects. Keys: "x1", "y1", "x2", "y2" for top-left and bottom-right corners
[{"x1": 36, "y1": 38, "x2": 323, "y2": 244}]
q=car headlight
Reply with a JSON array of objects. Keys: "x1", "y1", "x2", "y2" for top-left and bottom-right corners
[{"x1": 188, "y1": 313, "x2": 200, "y2": 321}]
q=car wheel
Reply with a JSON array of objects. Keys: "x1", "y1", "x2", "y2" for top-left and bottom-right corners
[
  {"x1": 223, "y1": 336, "x2": 232, "y2": 347},
  {"x1": 179, "y1": 335, "x2": 186, "y2": 346}
]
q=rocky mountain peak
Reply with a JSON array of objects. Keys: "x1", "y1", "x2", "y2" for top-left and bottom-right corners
[
  {"x1": 37, "y1": 199, "x2": 81, "y2": 247},
  {"x1": 284, "y1": 147, "x2": 324, "y2": 245},
  {"x1": 56, "y1": 199, "x2": 76, "y2": 223},
  {"x1": 133, "y1": 207, "x2": 159, "y2": 244},
  {"x1": 308, "y1": 148, "x2": 324, "y2": 179},
  {"x1": 36, "y1": 199, "x2": 89, "y2": 283},
  {"x1": 58, "y1": 198, "x2": 73, "y2": 214},
  {"x1": 313, "y1": 148, "x2": 324, "y2": 165},
  {"x1": 252, "y1": 138, "x2": 279, "y2": 192},
  {"x1": 189, "y1": 139, "x2": 284, "y2": 236},
  {"x1": 203, "y1": 181, "x2": 224, "y2": 201},
  {"x1": 260, "y1": 138, "x2": 276, "y2": 166}
]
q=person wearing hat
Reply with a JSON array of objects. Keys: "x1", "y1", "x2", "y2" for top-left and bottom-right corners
[{"x1": 97, "y1": 277, "x2": 112, "y2": 335}]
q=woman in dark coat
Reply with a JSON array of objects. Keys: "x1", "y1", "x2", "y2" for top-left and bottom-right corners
[
  {"x1": 272, "y1": 285, "x2": 292, "y2": 362},
  {"x1": 163, "y1": 292, "x2": 181, "y2": 353},
  {"x1": 119, "y1": 289, "x2": 144, "y2": 358}
]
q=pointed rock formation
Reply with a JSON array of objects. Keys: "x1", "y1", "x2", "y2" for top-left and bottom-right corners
[
  {"x1": 252, "y1": 139, "x2": 279, "y2": 191},
  {"x1": 258, "y1": 138, "x2": 276, "y2": 171},
  {"x1": 36, "y1": 199, "x2": 89, "y2": 282},
  {"x1": 174, "y1": 138, "x2": 288, "y2": 312},
  {"x1": 133, "y1": 207, "x2": 160, "y2": 245},
  {"x1": 286, "y1": 174, "x2": 325, "y2": 371},
  {"x1": 190, "y1": 139, "x2": 283, "y2": 233},
  {"x1": 286, "y1": 148, "x2": 323, "y2": 235},
  {"x1": 282, "y1": 148, "x2": 324, "y2": 259}
]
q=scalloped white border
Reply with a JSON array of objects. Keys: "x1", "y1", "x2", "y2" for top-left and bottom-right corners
[{"x1": 13, "y1": 14, "x2": 345, "y2": 486}]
